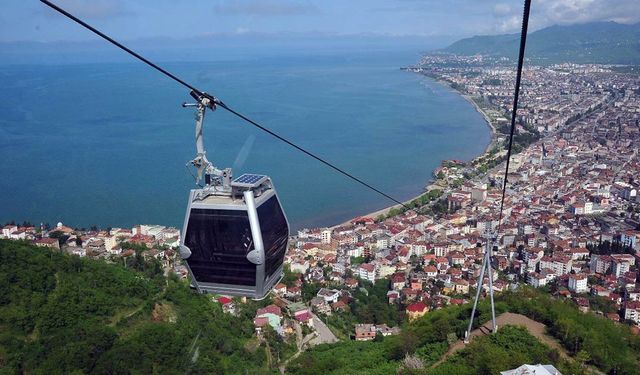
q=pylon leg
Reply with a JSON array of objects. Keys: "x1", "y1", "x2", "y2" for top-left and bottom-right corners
[
  {"x1": 465, "y1": 243, "x2": 488, "y2": 343},
  {"x1": 486, "y1": 242, "x2": 497, "y2": 333}
]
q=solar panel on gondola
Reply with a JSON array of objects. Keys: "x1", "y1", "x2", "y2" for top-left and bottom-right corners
[
  {"x1": 179, "y1": 93, "x2": 289, "y2": 299},
  {"x1": 233, "y1": 174, "x2": 267, "y2": 186}
]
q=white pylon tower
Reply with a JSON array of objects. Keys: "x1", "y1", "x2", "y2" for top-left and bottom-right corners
[{"x1": 464, "y1": 229, "x2": 497, "y2": 343}]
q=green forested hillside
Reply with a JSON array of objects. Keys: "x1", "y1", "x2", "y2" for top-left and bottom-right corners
[
  {"x1": 2, "y1": 240, "x2": 639, "y2": 374},
  {"x1": 0, "y1": 240, "x2": 282, "y2": 374},
  {"x1": 502, "y1": 288, "x2": 640, "y2": 374},
  {"x1": 288, "y1": 287, "x2": 640, "y2": 375},
  {"x1": 287, "y1": 301, "x2": 567, "y2": 375},
  {"x1": 443, "y1": 22, "x2": 640, "y2": 65},
  {"x1": 425, "y1": 326, "x2": 565, "y2": 375}
]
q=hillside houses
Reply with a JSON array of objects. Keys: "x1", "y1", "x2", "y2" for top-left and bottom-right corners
[
  {"x1": 1, "y1": 221, "x2": 180, "y2": 272},
  {"x1": 284, "y1": 60, "x2": 640, "y2": 330},
  {"x1": 3, "y1": 58, "x2": 640, "y2": 339}
]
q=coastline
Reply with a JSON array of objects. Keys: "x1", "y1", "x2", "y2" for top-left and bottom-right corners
[
  {"x1": 2, "y1": 55, "x2": 494, "y2": 234},
  {"x1": 427, "y1": 74, "x2": 498, "y2": 155},
  {"x1": 460, "y1": 94, "x2": 498, "y2": 155},
  {"x1": 332, "y1": 73, "x2": 498, "y2": 228},
  {"x1": 5, "y1": 59, "x2": 496, "y2": 233}
]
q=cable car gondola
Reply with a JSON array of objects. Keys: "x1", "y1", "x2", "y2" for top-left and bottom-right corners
[
  {"x1": 179, "y1": 92, "x2": 289, "y2": 299},
  {"x1": 40, "y1": 0, "x2": 409, "y2": 299}
]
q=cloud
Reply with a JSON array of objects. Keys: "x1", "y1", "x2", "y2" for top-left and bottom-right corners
[
  {"x1": 534, "y1": 0, "x2": 640, "y2": 25},
  {"x1": 488, "y1": 2, "x2": 520, "y2": 34},
  {"x1": 493, "y1": 3, "x2": 512, "y2": 17},
  {"x1": 40, "y1": 0, "x2": 132, "y2": 20},
  {"x1": 213, "y1": 1, "x2": 318, "y2": 16},
  {"x1": 496, "y1": 15, "x2": 521, "y2": 33},
  {"x1": 490, "y1": 0, "x2": 640, "y2": 34}
]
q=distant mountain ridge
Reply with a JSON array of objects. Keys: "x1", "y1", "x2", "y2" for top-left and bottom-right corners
[{"x1": 443, "y1": 21, "x2": 640, "y2": 64}]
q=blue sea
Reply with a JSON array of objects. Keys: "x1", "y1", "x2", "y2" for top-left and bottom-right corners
[{"x1": 0, "y1": 45, "x2": 489, "y2": 231}]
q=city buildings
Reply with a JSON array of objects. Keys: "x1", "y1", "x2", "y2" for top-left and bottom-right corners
[{"x1": 283, "y1": 57, "x2": 640, "y2": 332}]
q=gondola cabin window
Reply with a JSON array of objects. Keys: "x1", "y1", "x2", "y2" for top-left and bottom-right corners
[
  {"x1": 184, "y1": 208, "x2": 257, "y2": 286},
  {"x1": 258, "y1": 196, "x2": 288, "y2": 282}
]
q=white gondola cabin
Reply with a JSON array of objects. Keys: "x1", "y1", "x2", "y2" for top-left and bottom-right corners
[
  {"x1": 180, "y1": 174, "x2": 289, "y2": 299},
  {"x1": 177, "y1": 93, "x2": 289, "y2": 299}
]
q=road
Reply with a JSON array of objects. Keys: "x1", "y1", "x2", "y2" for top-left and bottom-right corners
[
  {"x1": 279, "y1": 317, "x2": 338, "y2": 374},
  {"x1": 309, "y1": 313, "x2": 339, "y2": 345}
]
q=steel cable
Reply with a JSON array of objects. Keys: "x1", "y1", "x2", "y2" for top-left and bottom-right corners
[{"x1": 40, "y1": 0, "x2": 410, "y2": 210}]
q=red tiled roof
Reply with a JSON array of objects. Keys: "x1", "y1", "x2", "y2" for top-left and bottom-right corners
[
  {"x1": 331, "y1": 301, "x2": 347, "y2": 309},
  {"x1": 256, "y1": 304, "x2": 282, "y2": 317},
  {"x1": 295, "y1": 311, "x2": 312, "y2": 322},
  {"x1": 288, "y1": 286, "x2": 301, "y2": 294},
  {"x1": 360, "y1": 263, "x2": 375, "y2": 272},
  {"x1": 254, "y1": 317, "x2": 269, "y2": 327},
  {"x1": 626, "y1": 301, "x2": 640, "y2": 310},
  {"x1": 406, "y1": 302, "x2": 427, "y2": 313},
  {"x1": 351, "y1": 216, "x2": 374, "y2": 224},
  {"x1": 345, "y1": 278, "x2": 358, "y2": 286}
]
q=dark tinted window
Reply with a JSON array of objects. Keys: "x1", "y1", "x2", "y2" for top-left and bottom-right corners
[
  {"x1": 184, "y1": 208, "x2": 256, "y2": 286},
  {"x1": 257, "y1": 195, "x2": 289, "y2": 281}
]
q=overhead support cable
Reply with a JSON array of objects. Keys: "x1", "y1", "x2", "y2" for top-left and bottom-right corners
[
  {"x1": 40, "y1": 0, "x2": 410, "y2": 210},
  {"x1": 466, "y1": 0, "x2": 532, "y2": 342},
  {"x1": 497, "y1": 0, "x2": 532, "y2": 231}
]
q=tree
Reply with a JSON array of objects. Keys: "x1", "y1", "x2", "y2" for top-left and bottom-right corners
[
  {"x1": 0, "y1": 239, "x2": 286, "y2": 374},
  {"x1": 446, "y1": 332, "x2": 458, "y2": 346},
  {"x1": 575, "y1": 349, "x2": 591, "y2": 369},
  {"x1": 282, "y1": 265, "x2": 301, "y2": 287},
  {"x1": 302, "y1": 282, "x2": 321, "y2": 302}
]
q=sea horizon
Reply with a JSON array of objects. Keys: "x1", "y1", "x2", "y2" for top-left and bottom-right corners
[{"x1": 0, "y1": 44, "x2": 490, "y2": 231}]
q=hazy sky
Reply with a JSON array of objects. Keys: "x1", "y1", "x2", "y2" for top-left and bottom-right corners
[{"x1": 2, "y1": 0, "x2": 639, "y2": 43}]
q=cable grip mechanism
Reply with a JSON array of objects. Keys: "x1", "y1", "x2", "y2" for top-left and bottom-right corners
[{"x1": 182, "y1": 91, "x2": 231, "y2": 189}]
